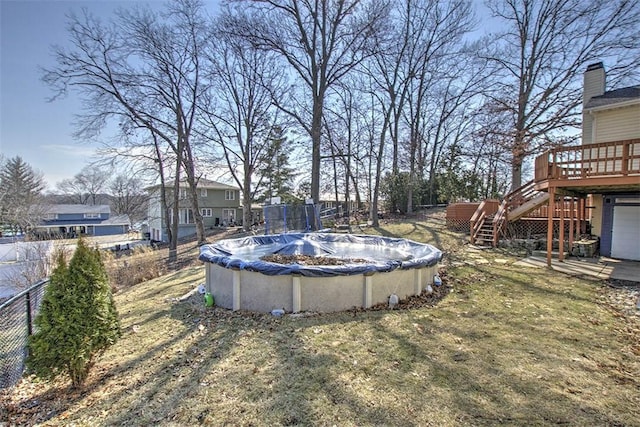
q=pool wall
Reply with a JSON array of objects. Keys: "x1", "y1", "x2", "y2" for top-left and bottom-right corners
[{"x1": 205, "y1": 262, "x2": 438, "y2": 313}]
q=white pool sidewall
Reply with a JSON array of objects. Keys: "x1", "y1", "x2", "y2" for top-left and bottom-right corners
[{"x1": 205, "y1": 263, "x2": 438, "y2": 313}]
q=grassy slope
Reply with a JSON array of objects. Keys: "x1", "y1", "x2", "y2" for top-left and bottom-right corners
[{"x1": 2, "y1": 213, "x2": 639, "y2": 426}]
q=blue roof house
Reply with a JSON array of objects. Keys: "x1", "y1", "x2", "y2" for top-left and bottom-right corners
[{"x1": 32, "y1": 204, "x2": 131, "y2": 239}]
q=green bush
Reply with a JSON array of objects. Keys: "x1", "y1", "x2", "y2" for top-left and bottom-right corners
[{"x1": 26, "y1": 239, "x2": 120, "y2": 388}]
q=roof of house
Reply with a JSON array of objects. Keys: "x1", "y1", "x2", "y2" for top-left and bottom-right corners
[
  {"x1": 146, "y1": 178, "x2": 239, "y2": 191},
  {"x1": 101, "y1": 214, "x2": 131, "y2": 226},
  {"x1": 197, "y1": 178, "x2": 239, "y2": 190},
  {"x1": 585, "y1": 85, "x2": 640, "y2": 109},
  {"x1": 45, "y1": 204, "x2": 111, "y2": 214}
]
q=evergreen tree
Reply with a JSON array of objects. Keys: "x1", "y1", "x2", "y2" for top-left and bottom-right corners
[
  {"x1": 0, "y1": 156, "x2": 46, "y2": 234},
  {"x1": 27, "y1": 239, "x2": 120, "y2": 387},
  {"x1": 257, "y1": 126, "x2": 299, "y2": 203}
]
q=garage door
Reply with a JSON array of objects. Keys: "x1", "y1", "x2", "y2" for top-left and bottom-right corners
[{"x1": 611, "y1": 204, "x2": 640, "y2": 261}]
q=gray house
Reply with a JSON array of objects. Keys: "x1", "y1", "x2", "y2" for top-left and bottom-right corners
[
  {"x1": 32, "y1": 204, "x2": 131, "y2": 239},
  {"x1": 147, "y1": 179, "x2": 241, "y2": 242}
]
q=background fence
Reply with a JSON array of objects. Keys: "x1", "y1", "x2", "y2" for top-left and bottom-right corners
[
  {"x1": 0, "y1": 279, "x2": 48, "y2": 389},
  {"x1": 263, "y1": 204, "x2": 323, "y2": 234}
]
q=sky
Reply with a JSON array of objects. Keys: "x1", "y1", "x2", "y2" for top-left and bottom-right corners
[{"x1": 0, "y1": 0, "x2": 167, "y2": 190}]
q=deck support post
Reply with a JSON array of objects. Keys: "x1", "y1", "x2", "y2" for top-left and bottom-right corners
[
  {"x1": 580, "y1": 196, "x2": 587, "y2": 234},
  {"x1": 559, "y1": 194, "x2": 565, "y2": 262},
  {"x1": 568, "y1": 197, "x2": 575, "y2": 253},
  {"x1": 547, "y1": 187, "x2": 555, "y2": 267}
]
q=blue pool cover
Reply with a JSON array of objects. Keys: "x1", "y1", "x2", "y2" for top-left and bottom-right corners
[{"x1": 199, "y1": 233, "x2": 442, "y2": 277}]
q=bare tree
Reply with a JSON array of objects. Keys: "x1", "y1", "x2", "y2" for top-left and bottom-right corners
[
  {"x1": 109, "y1": 174, "x2": 147, "y2": 223},
  {"x1": 55, "y1": 165, "x2": 110, "y2": 205},
  {"x1": 483, "y1": 0, "x2": 640, "y2": 190},
  {"x1": 41, "y1": 0, "x2": 212, "y2": 255},
  {"x1": 409, "y1": 43, "x2": 490, "y2": 207},
  {"x1": 222, "y1": 0, "x2": 389, "y2": 204},
  {"x1": 361, "y1": 0, "x2": 475, "y2": 221},
  {"x1": 201, "y1": 18, "x2": 286, "y2": 231}
]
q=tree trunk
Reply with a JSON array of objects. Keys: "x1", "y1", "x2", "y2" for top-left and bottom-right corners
[
  {"x1": 511, "y1": 157, "x2": 523, "y2": 192},
  {"x1": 242, "y1": 162, "x2": 253, "y2": 232},
  {"x1": 511, "y1": 138, "x2": 525, "y2": 191},
  {"x1": 310, "y1": 96, "x2": 323, "y2": 204},
  {"x1": 169, "y1": 164, "x2": 180, "y2": 265}
]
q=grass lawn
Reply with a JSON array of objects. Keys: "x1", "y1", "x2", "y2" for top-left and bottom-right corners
[{"x1": 2, "y1": 211, "x2": 639, "y2": 426}]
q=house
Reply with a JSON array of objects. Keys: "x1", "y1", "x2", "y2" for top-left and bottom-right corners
[
  {"x1": 318, "y1": 194, "x2": 362, "y2": 219},
  {"x1": 32, "y1": 204, "x2": 131, "y2": 239},
  {"x1": 468, "y1": 62, "x2": 639, "y2": 263},
  {"x1": 147, "y1": 179, "x2": 241, "y2": 242},
  {"x1": 577, "y1": 63, "x2": 640, "y2": 261}
]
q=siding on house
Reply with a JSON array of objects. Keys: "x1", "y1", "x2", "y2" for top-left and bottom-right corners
[
  {"x1": 589, "y1": 195, "x2": 603, "y2": 237},
  {"x1": 33, "y1": 205, "x2": 130, "y2": 238},
  {"x1": 146, "y1": 180, "x2": 241, "y2": 242},
  {"x1": 591, "y1": 105, "x2": 640, "y2": 144},
  {"x1": 93, "y1": 224, "x2": 129, "y2": 236},
  {"x1": 147, "y1": 192, "x2": 164, "y2": 241}
]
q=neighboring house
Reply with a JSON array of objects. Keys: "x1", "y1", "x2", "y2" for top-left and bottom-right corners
[
  {"x1": 147, "y1": 179, "x2": 241, "y2": 242},
  {"x1": 32, "y1": 204, "x2": 131, "y2": 238},
  {"x1": 468, "y1": 62, "x2": 639, "y2": 263},
  {"x1": 318, "y1": 194, "x2": 362, "y2": 219}
]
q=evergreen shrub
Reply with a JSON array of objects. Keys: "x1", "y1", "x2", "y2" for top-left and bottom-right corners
[{"x1": 26, "y1": 239, "x2": 120, "y2": 387}]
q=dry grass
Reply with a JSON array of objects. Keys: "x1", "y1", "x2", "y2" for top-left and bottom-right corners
[
  {"x1": 2, "y1": 210, "x2": 639, "y2": 426},
  {"x1": 102, "y1": 246, "x2": 171, "y2": 291}
]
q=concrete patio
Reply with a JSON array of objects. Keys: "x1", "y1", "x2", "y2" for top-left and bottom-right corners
[{"x1": 514, "y1": 256, "x2": 640, "y2": 283}]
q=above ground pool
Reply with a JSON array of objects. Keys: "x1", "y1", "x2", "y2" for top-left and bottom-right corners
[{"x1": 199, "y1": 232, "x2": 442, "y2": 313}]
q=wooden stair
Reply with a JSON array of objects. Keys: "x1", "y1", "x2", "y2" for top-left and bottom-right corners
[
  {"x1": 472, "y1": 215, "x2": 495, "y2": 247},
  {"x1": 470, "y1": 179, "x2": 550, "y2": 247}
]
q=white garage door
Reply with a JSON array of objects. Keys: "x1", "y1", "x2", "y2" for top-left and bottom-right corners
[{"x1": 611, "y1": 204, "x2": 640, "y2": 261}]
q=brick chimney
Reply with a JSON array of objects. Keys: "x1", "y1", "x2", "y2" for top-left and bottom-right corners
[{"x1": 582, "y1": 62, "x2": 606, "y2": 144}]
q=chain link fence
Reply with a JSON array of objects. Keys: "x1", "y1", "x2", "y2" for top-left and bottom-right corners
[{"x1": 0, "y1": 279, "x2": 48, "y2": 389}]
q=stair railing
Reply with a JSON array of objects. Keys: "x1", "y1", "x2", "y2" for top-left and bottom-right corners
[
  {"x1": 487, "y1": 180, "x2": 539, "y2": 247},
  {"x1": 469, "y1": 199, "x2": 500, "y2": 244},
  {"x1": 492, "y1": 200, "x2": 508, "y2": 247},
  {"x1": 469, "y1": 201, "x2": 486, "y2": 243}
]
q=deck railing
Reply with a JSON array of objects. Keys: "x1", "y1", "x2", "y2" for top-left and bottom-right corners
[{"x1": 535, "y1": 139, "x2": 640, "y2": 182}]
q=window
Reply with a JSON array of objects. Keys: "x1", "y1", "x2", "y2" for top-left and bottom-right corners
[
  {"x1": 201, "y1": 208, "x2": 212, "y2": 217},
  {"x1": 84, "y1": 213, "x2": 101, "y2": 219},
  {"x1": 44, "y1": 213, "x2": 58, "y2": 220},
  {"x1": 223, "y1": 209, "x2": 236, "y2": 225},
  {"x1": 200, "y1": 188, "x2": 208, "y2": 197},
  {"x1": 225, "y1": 190, "x2": 235, "y2": 200},
  {"x1": 179, "y1": 208, "x2": 194, "y2": 224},
  {"x1": 179, "y1": 188, "x2": 187, "y2": 199}
]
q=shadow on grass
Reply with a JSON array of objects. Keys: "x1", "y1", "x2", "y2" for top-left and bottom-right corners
[{"x1": 7, "y1": 231, "x2": 636, "y2": 426}]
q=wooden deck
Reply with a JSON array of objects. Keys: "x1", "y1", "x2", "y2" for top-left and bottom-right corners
[
  {"x1": 463, "y1": 139, "x2": 639, "y2": 262},
  {"x1": 534, "y1": 138, "x2": 640, "y2": 193},
  {"x1": 533, "y1": 139, "x2": 640, "y2": 265}
]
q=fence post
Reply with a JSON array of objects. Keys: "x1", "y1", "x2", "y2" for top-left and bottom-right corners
[{"x1": 26, "y1": 290, "x2": 33, "y2": 336}]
